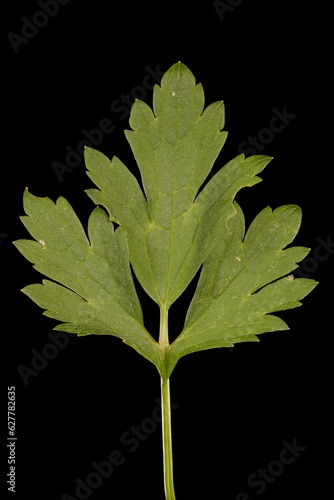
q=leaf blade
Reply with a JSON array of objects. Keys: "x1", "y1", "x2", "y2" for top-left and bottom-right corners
[
  {"x1": 85, "y1": 63, "x2": 274, "y2": 309},
  {"x1": 167, "y1": 203, "x2": 318, "y2": 377},
  {"x1": 14, "y1": 190, "x2": 161, "y2": 372}
]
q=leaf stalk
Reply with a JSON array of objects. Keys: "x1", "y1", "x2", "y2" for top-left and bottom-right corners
[
  {"x1": 161, "y1": 376, "x2": 176, "y2": 500},
  {"x1": 159, "y1": 304, "x2": 176, "y2": 499}
]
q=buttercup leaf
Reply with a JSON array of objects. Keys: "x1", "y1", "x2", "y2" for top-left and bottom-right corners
[
  {"x1": 15, "y1": 61, "x2": 317, "y2": 499},
  {"x1": 15, "y1": 62, "x2": 317, "y2": 377}
]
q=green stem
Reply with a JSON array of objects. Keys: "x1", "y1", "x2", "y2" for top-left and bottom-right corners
[
  {"x1": 159, "y1": 305, "x2": 176, "y2": 500},
  {"x1": 161, "y1": 377, "x2": 176, "y2": 500}
]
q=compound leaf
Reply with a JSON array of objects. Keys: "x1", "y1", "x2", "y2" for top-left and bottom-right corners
[{"x1": 15, "y1": 62, "x2": 318, "y2": 379}]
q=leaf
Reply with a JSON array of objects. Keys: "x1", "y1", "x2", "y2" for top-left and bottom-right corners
[
  {"x1": 15, "y1": 62, "x2": 317, "y2": 380},
  {"x1": 14, "y1": 61, "x2": 318, "y2": 500},
  {"x1": 85, "y1": 62, "x2": 271, "y2": 308},
  {"x1": 166, "y1": 203, "x2": 317, "y2": 377},
  {"x1": 14, "y1": 189, "x2": 162, "y2": 372}
]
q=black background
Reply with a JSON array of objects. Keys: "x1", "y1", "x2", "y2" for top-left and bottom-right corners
[{"x1": 2, "y1": 1, "x2": 332, "y2": 499}]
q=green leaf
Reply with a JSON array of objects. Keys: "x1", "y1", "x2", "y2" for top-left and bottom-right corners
[
  {"x1": 14, "y1": 189, "x2": 161, "y2": 372},
  {"x1": 14, "y1": 61, "x2": 318, "y2": 500},
  {"x1": 166, "y1": 203, "x2": 317, "y2": 377},
  {"x1": 15, "y1": 62, "x2": 317, "y2": 380},
  {"x1": 85, "y1": 62, "x2": 271, "y2": 308}
]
